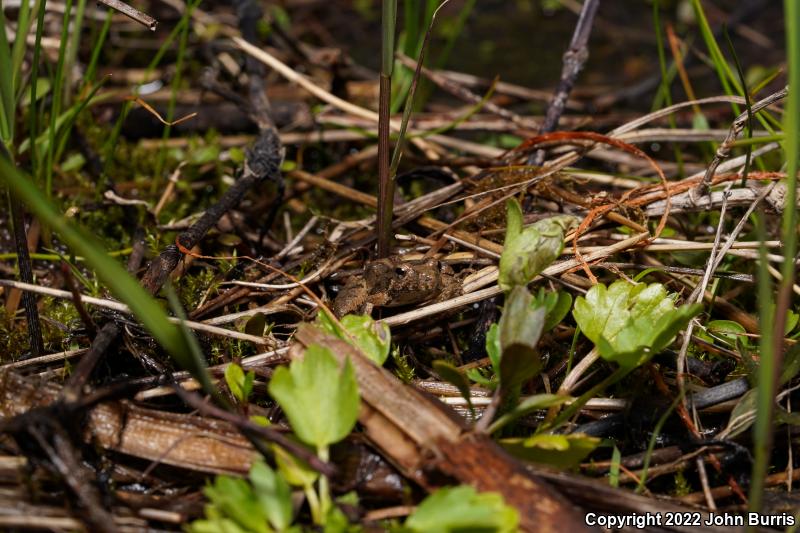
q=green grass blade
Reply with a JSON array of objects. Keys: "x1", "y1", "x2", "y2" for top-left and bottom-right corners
[
  {"x1": 102, "y1": 3, "x2": 198, "y2": 175},
  {"x1": 153, "y1": 0, "x2": 200, "y2": 187},
  {"x1": 27, "y1": 0, "x2": 47, "y2": 167},
  {"x1": 750, "y1": 211, "x2": 774, "y2": 514},
  {"x1": 83, "y1": 10, "x2": 113, "y2": 86},
  {"x1": 0, "y1": 4, "x2": 15, "y2": 144},
  {"x1": 722, "y1": 26, "x2": 754, "y2": 185},
  {"x1": 11, "y1": 0, "x2": 38, "y2": 97},
  {"x1": 689, "y1": 0, "x2": 739, "y2": 99},
  {"x1": 63, "y1": 0, "x2": 88, "y2": 106},
  {"x1": 750, "y1": 2, "x2": 800, "y2": 514},
  {"x1": 44, "y1": 0, "x2": 74, "y2": 195}
]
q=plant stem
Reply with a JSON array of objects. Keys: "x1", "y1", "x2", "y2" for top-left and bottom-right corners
[
  {"x1": 749, "y1": 0, "x2": 800, "y2": 516},
  {"x1": 376, "y1": 0, "x2": 396, "y2": 259},
  {"x1": 317, "y1": 445, "x2": 331, "y2": 523}
]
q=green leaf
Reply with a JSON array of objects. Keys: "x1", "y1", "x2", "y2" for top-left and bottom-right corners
[
  {"x1": 704, "y1": 320, "x2": 748, "y2": 348},
  {"x1": 573, "y1": 280, "x2": 702, "y2": 369},
  {"x1": 187, "y1": 517, "x2": 250, "y2": 533},
  {"x1": 191, "y1": 144, "x2": 221, "y2": 165},
  {"x1": 250, "y1": 461, "x2": 294, "y2": 532},
  {"x1": 485, "y1": 323, "x2": 501, "y2": 371},
  {"x1": 501, "y1": 433, "x2": 600, "y2": 469},
  {"x1": 534, "y1": 288, "x2": 573, "y2": 332},
  {"x1": 339, "y1": 315, "x2": 391, "y2": 365},
  {"x1": 60, "y1": 152, "x2": 86, "y2": 173},
  {"x1": 268, "y1": 345, "x2": 360, "y2": 449},
  {"x1": 201, "y1": 476, "x2": 272, "y2": 533},
  {"x1": 432, "y1": 360, "x2": 474, "y2": 412},
  {"x1": 317, "y1": 311, "x2": 391, "y2": 366},
  {"x1": 497, "y1": 286, "x2": 545, "y2": 393},
  {"x1": 498, "y1": 199, "x2": 578, "y2": 292},
  {"x1": 405, "y1": 485, "x2": 519, "y2": 533},
  {"x1": 725, "y1": 388, "x2": 757, "y2": 438},
  {"x1": 225, "y1": 363, "x2": 255, "y2": 404},
  {"x1": 466, "y1": 368, "x2": 496, "y2": 389},
  {"x1": 692, "y1": 112, "x2": 710, "y2": 130},
  {"x1": 0, "y1": 5, "x2": 14, "y2": 143}
]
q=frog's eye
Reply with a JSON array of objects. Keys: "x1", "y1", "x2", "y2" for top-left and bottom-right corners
[{"x1": 395, "y1": 267, "x2": 406, "y2": 277}]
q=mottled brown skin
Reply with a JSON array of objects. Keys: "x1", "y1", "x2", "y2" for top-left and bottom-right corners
[{"x1": 333, "y1": 256, "x2": 461, "y2": 317}]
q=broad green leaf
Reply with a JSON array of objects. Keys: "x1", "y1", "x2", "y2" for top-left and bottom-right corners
[
  {"x1": 501, "y1": 433, "x2": 600, "y2": 469},
  {"x1": 497, "y1": 286, "x2": 545, "y2": 393},
  {"x1": 498, "y1": 199, "x2": 578, "y2": 292},
  {"x1": 432, "y1": 360, "x2": 474, "y2": 412},
  {"x1": 317, "y1": 311, "x2": 391, "y2": 366},
  {"x1": 488, "y1": 394, "x2": 572, "y2": 434},
  {"x1": 268, "y1": 345, "x2": 360, "y2": 449},
  {"x1": 702, "y1": 320, "x2": 748, "y2": 348},
  {"x1": 340, "y1": 315, "x2": 391, "y2": 365},
  {"x1": 225, "y1": 363, "x2": 255, "y2": 404},
  {"x1": 0, "y1": 153, "x2": 216, "y2": 394},
  {"x1": 466, "y1": 368, "x2": 496, "y2": 389},
  {"x1": 201, "y1": 476, "x2": 272, "y2": 533},
  {"x1": 405, "y1": 485, "x2": 519, "y2": 533},
  {"x1": 250, "y1": 461, "x2": 294, "y2": 532},
  {"x1": 534, "y1": 288, "x2": 573, "y2": 332},
  {"x1": 573, "y1": 280, "x2": 702, "y2": 369}
]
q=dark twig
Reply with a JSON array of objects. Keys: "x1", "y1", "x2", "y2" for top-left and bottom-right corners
[
  {"x1": 96, "y1": 0, "x2": 157, "y2": 31},
  {"x1": 694, "y1": 86, "x2": 787, "y2": 197},
  {"x1": 140, "y1": 130, "x2": 283, "y2": 293},
  {"x1": 376, "y1": 1, "x2": 397, "y2": 259},
  {"x1": 30, "y1": 425, "x2": 117, "y2": 533},
  {"x1": 7, "y1": 195, "x2": 44, "y2": 358},
  {"x1": 529, "y1": 0, "x2": 600, "y2": 166}
]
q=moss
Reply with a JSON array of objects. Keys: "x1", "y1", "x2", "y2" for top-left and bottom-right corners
[
  {"x1": 672, "y1": 470, "x2": 692, "y2": 497},
  {"x1": 391, "y1": 347, "x2": 415, "y2": 383},
  {"x1": 179, "y1": 268, "x2": 219, "y2": 311},
  {"x1": 0, "y1": 309, "x2": 32, "y2": 361},
  {"x1": 39, "y1": 296, "x2": 82, "y2": 349}
]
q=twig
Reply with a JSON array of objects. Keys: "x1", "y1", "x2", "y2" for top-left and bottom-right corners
[
  {"x1": 96, "y1": 0, "x2": 157, "y2": 31},
  {"x1": 529, "y1": 0, "x2": 600, "y2": 165},
  {"x1": 7, "y1": 196, "x2": 44, "y2": 358},
  {"x1": 695, "y1": 86, "x2": 788, "y2": 195},
  {"x1": 0, "y1": 279, "x2": 267, "y2": 344}
]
